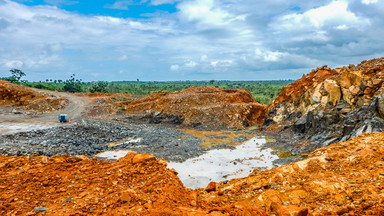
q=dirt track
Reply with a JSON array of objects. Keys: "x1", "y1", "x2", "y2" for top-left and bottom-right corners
[{"x1": 0, "y1": 89, "x2": 89, "y2": 124}]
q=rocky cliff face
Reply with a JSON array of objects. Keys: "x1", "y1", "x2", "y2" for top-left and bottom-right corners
[
  {"x1": 125, "y1": 87, "x2": 266, "y2": 129},
  {"x1": 264, "y1": 58, "x2": 384, "y2": 153}
]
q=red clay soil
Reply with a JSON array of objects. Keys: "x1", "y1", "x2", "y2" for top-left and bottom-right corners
[
  {"x1": 75, "y1": 92, "x2": 142, "y2": 117},
  {"x1": 0, "y1": 153, "x2": 267, "y2": 216},
  {"x1": 0, "y1": 80, "x2": 67, "y2": 112},
  {"x1": 125, "y1": 87, "x2": 266, "y2": 129},
  {"x1": 1, "y1": 132, "x2": 384, "y2": 215}
]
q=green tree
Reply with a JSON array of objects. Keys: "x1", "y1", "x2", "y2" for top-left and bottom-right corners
[
  {"x1": 90, "y1": 81, "x2": 108, "y2": 93},
  {"x1": 63, "y1": 74, "x2": 82, "y2": 93},
  {"x1": 10, "y1": 68, "x2": 26, "y2": 81}
]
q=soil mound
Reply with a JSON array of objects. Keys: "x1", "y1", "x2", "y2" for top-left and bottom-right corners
[
  {"x1": 75, "y1": 92, "x2": 141, "y2": 117},
  {"x1": 0, "y1": 152, "x2": 267, "y2": 215},
  {"x1": 125, "y1": 87, "x2": 266, "y2": 129},
  {"x1": 264, "y1": 58, "x2": 384, "y2": 153},
  {"x1": 0, "y1": 80, "x2": 67, "y2": 112}
]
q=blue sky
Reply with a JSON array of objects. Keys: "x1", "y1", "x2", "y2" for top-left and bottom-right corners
[{"x1": 0, "y1": 0, "x2": 384, "y2": 81}]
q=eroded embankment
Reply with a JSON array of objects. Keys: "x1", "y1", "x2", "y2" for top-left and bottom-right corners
[
  {"x1": 1, "y1": 132, "x2": 384, "y2": 215},
  {"x1": 0, "y1": 80, "x2": 67, "y2": 112}
]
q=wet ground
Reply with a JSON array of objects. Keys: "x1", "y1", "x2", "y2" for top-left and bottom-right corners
[
  {"x1": 88, "y1": 135, "x2": 281, "y2": 189},
  {"x1": 167, "y1": 137, "x2": 279, "y2": 188},
  {"x1": 0, "y1": 122, "x2": 58, "y2": 135}
]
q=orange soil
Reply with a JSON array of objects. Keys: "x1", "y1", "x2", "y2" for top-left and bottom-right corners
[
  {"x1": 0, "y1": 153, "x2": 267, "y2": 216},
  {"x1": 74, "y1": 92, "x2": 142, "y2": 117},
  {"x1": 1, "y1": 132, "x2": 384, "y2": 215},
  {"x1": 0, "y1": 80, "x2": 67, "y2": 112}
]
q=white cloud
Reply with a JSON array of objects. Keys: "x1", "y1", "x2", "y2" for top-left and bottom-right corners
[
  {"x1": 177, "y1": 0, "x2": 231, "y2": 26},
  {"x1": 0, "y1": 0, "x2": 383, "y2": 81},
  {"x1": 273, "y1": 1, "x2": 370, "y2": 30},
  {"x1": 3, "y1": 60, "x2": 23, "y2": 68},
  {"x1": 361, "y1": 0, "x2": 378, "y2": 4},
  {"x1": 170, "y1": 64, "x2": 180, "y2": 71},
  {"x1": 254, "y1": 48, "x2": 283, "y2": 62},
  {"x1": 184, "y1": 60, "x2": 197, "y2": 67}
]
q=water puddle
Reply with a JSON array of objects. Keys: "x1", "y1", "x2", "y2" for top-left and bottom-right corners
[
  {"x1": 0, "y1": 122, "x2": 57, "y2": 135},
  {"x1": 96, "y1": 150, "x2": 134, "y2": 161},
  {"x1": 167, "y1": 137, "x2": 278, "y2": 189}
]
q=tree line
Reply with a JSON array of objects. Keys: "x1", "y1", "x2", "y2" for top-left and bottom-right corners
[{"x1": 1, "y1": 69, "x2": 293, "y2": 104}]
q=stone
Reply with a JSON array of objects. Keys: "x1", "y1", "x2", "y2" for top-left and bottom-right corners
[
  {"x1": 157, "y1": 158, "x2": 167, "y2": 166},
  {"x1": 34, "y1": 207, "x2": 49, "y2": 211},
  {"x1": 377, "y1": 95, "x2": 384, "y2": 118},
  {"x1": 120, "y1": 189, "x2": 136, "y2": 202},
  {"x1": 349, "y1": 85, "x2": 360, "y2": 96},
  {"x1": 276, "y1": 205, "x2": 309, "y2": 216},
  {"x1": 12, "y1": 109, "x2": 23, "y2": 114},
  {"x1": 75, "y1": 155, "x2": 89, "y2": 161},
  {"x1": 323, "y1": 79, "x2": 341, "y2": 106},
  {"x1": 132, "y1": 153, "x2": 156, "y2": 164},
  {"x1": 265, "y1": 195, "x2": 282, "y2": 213},
  {"x1": 205, "y1": 182, "x2": 216, "y2": 193}
]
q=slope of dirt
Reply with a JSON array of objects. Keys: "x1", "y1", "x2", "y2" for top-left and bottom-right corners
[
  {"x1": 124, "y1": 87, "x2": 266, "y2": 129},
  {"x1": 263, "y1": 58, "x2": 384, "y2": 153},
  {"x1": 74, "y1": 92, "x2": 142, "y2": 118},
  {"x1": 0, "y1": 152, "x2": 267, "y2": 216},
  {"x1": 1, "y1": 132, "x2": 384, "y2": 215},
  {"x1": 0, "y1": 80, "x2": 67, "y2": 113}
]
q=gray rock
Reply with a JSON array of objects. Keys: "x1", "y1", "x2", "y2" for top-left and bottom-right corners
[
  {"x1": 322, "y1": 138, "x2": 339, "y2": 147},
  {"x1": 34, "y1": 207, "x2": 49, "y2": 211},
  {"x1": 12, "y1": 109, "x2": 23, "y2": 114},
  {"x1": 377, "y1": 94, "x2": 384, "y2": 118}
]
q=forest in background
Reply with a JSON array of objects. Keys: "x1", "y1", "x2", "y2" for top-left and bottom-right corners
[
  {"x1": 21, "y1": 79, "x2": 292, "y2": 104},
  {"x1": 1, "y1": 70, "x2": 293, "y2": 104}
]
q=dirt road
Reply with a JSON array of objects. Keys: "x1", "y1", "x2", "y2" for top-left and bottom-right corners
[{"x1": 0, "y1": 89, "x2": 89, "y2": 135}]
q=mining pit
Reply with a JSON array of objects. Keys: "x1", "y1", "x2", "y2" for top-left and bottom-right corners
[{"x1": 2, "y1": 58, "x2": 384, "y2": 215}]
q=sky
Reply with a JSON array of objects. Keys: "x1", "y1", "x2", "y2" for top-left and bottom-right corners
[{"x1": 0, "y1": 0, "x2": 383, "y2": 81}]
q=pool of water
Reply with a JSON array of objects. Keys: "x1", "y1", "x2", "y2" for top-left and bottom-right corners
[
  {"x1": 0, "y1": 122, "x2": 57, "y2": 135},
  {"x1": 96, "y1": 150, "x2": 134, "y2": 161},
  {"x1": 167, "y1": 137, "x2": 278, "y2": 189}
]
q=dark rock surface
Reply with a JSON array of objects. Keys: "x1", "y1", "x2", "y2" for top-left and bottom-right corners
[{"x1": 0, "y1": 120, "x2": 206, "y2": 162}]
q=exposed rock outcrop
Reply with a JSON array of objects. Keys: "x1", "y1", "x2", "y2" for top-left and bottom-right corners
[
  {"x1": 264, "y1": 58, "x2": 384, "y2": 153},
  {"x1": 125, "y1": 87, "x2": 266, "y2": 129}
]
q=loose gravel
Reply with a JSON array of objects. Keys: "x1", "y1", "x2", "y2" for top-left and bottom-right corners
[{"x1": 0, "y1": 120, "x2": 206, "y2": 162}]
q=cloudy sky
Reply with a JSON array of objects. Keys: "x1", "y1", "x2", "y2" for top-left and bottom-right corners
[{"x1": 0, "y1": 0, "x2": 383, "y2": 81}]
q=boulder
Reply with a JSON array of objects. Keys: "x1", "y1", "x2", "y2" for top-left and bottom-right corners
[
  {"x1": 132, "y1": 153, "x2": 156, "y2": 164},
  {"x1": 323, "y1": 79, "x2": 341, "y2": 106},
  {"x1": 276, "y1": 205, "x2": 309, "y2": 216}
]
